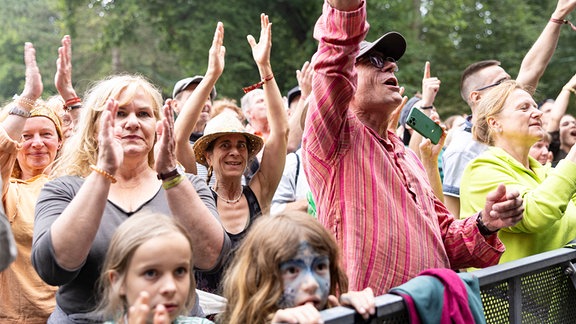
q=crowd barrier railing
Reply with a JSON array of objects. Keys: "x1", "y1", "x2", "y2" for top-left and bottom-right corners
[{"x1": 320, "y1": 247, "x2": 576, "y2": 323}]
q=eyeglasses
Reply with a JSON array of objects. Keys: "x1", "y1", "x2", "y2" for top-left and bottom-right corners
[
  {"x1": 358, "y1": 54, "x2": 398, "y2": 72},
  {"x1": 474, "y1": 79, "x2": 506, "y2": 92},
  {"x1": 59, "y1": 113, "x2": 72, "y2": 127}
]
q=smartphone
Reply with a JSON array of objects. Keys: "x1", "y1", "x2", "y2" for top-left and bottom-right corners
[{"x1": 405, "y1": 107, "x2": 443, "y2": 145}]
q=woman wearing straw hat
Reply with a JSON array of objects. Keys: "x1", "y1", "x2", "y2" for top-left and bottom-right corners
[{"x1": 175, "y1": 15, "x2": 288, "y2": 294}]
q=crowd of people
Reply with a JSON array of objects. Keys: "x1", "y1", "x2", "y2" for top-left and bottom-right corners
[{"x1": 2, "y1": 0, "x2": 576, "y2": 323}]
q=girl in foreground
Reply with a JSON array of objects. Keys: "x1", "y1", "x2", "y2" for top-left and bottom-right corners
[
  {"x1": 219, "y1": 211, "x2": 375, "y2": 324},
  {"x1": 96, "y1": 213, "x2": 213, "y2": 324}
]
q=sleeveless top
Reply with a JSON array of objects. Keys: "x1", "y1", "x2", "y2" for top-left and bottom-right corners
[{"x1": 195, "y1": 185, "x2": 262, "y2": 295}]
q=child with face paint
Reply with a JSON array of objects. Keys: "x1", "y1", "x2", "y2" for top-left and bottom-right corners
[
  {"x1": 220, "y1": 211, "x2": 375, "y2": 324},
  {"x1": 95, "y1": 213, "x2": 214, "y2": 324}
]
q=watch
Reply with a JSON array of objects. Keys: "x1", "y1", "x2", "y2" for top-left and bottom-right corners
[
  {"x1": 9, "y1": 105, "x2": 31, "y2": 118},
  {"x1": 157, "y1": 163, "x2": 185, "y2": 180}
]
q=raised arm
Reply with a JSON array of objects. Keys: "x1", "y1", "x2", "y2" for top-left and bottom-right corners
[
  {"x1": 3, "y1": 43, "x2": 42, "y2": 140},
  {"x1": 174, "y1": 22, "x2": 225, "y2": 174},
  {"x1": 157, "y1": 102, "x2": 226, "y2": 269},
  {"x1": 304, "y1": 0, "x2": 367, "y2": 162},
  {"x1": 248, "y1": 13, "x2": 289, "y2": 210},
  {"x1": 55, "y1": 35, "x2": 81, "y2": 124},
  {"x1": 408, "y1": 61, "x2": 441, "y2": 159},
  {"x1": 1, "y1": 42, "x2": 43, "y2": 191},
  {"x1": 286, "y1": 60, "x2": 312, "y2": 153},
  {"x1": 47, "y1": 99, "x2": 123, "y2": 271},
  {"x1": 516, "y1": 0, "x2": 576, "y2": 93},
  {"x1": 546, "y1": 73, "x2": 576, "y2": 133}
]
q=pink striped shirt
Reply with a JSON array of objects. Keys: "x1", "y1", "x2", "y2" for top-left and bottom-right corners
[{"x1": 302, "y1": 1, "x2": 504, "y2": 295}]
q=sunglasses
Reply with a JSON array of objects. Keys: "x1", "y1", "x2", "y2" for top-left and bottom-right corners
[
  {"x1": 358, "y1": 54, "x2": 398, "y2": 72},
  {"x1": 474, "y1": 79, "x2": 506, "y2": 92}
]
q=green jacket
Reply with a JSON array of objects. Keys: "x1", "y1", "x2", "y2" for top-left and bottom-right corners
[{"x1": 460, "y1": 147, "x2": 576, "y2": 264}]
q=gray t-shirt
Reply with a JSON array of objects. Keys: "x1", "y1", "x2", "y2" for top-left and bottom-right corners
[
  {"x1": 32, "y1": 174, "x2": 229, "y2": 321},
  {"x1": 0, "y1": 209, "x2": 16, "y2": 272}
]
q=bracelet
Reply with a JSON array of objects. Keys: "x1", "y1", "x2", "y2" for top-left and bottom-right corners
[
  {"x1": 89, "y1": 165, "x2": 117, "y2": 183},
  {"x1": 8, "y1": 105, "x2": 31, "y2": 118},
  {"x1": 419, "y1": 105, "x2": 434, "y2": 110},
  {"x1": 563, "y1": 86, "x2": 576, "y2": 95},
  {"x1": 242, "y1": 74, "x2": 274, "y2": 93},
  {"x1": 64, "y1": 97, "x2": 82, "y2": 111},
  {"x1": 550, "y1": 17, "x2": 576, "y2": 31},
  {"x1": 476, "y1": 212, "x2": 499, "y2": 236},
  {"x1": 65, "y1": 97, "x2": 81, "y2": 106},
  {"x1": 13, "y1": 95, "x2": 37, "y2": 111},
  {"x1": 162, "y1": 174, "x2": 185, "y2": 190}
]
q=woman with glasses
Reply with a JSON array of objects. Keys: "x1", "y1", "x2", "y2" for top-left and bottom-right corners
[{"x1": 460, "y1": 80, "x2": 576, "y2": 264}]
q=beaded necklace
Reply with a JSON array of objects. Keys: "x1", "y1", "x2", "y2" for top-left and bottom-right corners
[{"x1": 212, "y1": 186, "x2": 243, "y2": 204}]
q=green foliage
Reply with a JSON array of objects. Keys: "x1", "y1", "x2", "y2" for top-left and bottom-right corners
[{"x1": 0, "y1": 0, "x2": 575, "y2": 117}]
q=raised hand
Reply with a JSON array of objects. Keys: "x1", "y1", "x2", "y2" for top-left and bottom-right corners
[
  {"x1": 54, "y1": 35, "x2": 77, "y2": 101},
  {"x1": 247, "y1": 13, "x2": 272, "y2": 67},
  {"x1": 206, "y1": 22, "x2": 226, "y2": 80},
  {"x1": 420, "y1": 61, "x2": 441, "y2": 109},
  {"x1": 553, "y1": 0, "x2": 576, "y2": 20},
  {"x1": 20, "y1": 42, "x2": 42, "y2": 103},
  {"x1": 154, "y1": 100, "x2": 178, "y2": 175},
  {"x1": 297, "y1": 60, "x2": 313, "y2": 100},
  {"x1": 96, "y1": 99, "x2": 123, "y2": 176}
]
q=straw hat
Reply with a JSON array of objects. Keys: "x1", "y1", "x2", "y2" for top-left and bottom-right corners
[{"x1": 193, "y1": 112, "x2": 264, "y2": 167}]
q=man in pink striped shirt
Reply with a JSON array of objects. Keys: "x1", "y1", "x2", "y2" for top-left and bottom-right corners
[{"x1": 302, "y1": 0, "x2": 525, "y2": 295}]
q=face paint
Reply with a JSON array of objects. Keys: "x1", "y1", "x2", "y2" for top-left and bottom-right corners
[{"x1": 277, "y1": 241, "x2": 331, "y2": 310}]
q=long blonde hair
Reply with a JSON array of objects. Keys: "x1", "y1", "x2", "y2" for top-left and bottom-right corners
[
  {"x1": 219, "y1": 211, "x2": 348, "y2": 324},
  {"x1": 95, "y1": 213, "x2": 196, "y2": 321},
  {"x1": 50, "y1": 74, "x2": 163, "y2": 178}
]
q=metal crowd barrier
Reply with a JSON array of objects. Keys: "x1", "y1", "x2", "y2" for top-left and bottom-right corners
[{"x1": 320, "y1": 248, "x2": 576, "y2": 323}]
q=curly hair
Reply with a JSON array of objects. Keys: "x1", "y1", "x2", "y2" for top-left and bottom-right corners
[
  {"x1": 50, "y1": 74, "x2": 163, "y2": 178},
  {"x1": 219, "y1": 211, "x2": 348, "y2": 324}
]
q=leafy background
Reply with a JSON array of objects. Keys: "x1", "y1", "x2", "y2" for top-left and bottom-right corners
[{"x1": 1, "y1": 0, "x2": 574, "y2": 119}]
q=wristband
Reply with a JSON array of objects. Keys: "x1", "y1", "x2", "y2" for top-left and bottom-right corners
[
  {"x1": 242, "y1": 74, "x2": 274, "y2": 93},
  {"x1": 162, "y1": 174, "x2": 185, "y2": 190},
  {"x1": 157, "y1": 163, "x2": 185, "y2": 180},
  {"x1": 476, "y1": 212, "x2": 499, "y2": 236},
  {"x1": 419, "y1": 105, "x2": 434, "y2": 110}
]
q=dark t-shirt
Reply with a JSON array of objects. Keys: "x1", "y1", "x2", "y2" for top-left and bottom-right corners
[{"x1": 195, "y1": 185, "x2": 262, "y2": 295}]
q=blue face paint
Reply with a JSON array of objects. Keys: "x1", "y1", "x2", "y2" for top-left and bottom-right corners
[{"x1": 277, "y1": 241, "x2": 331, "y2": 310}]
